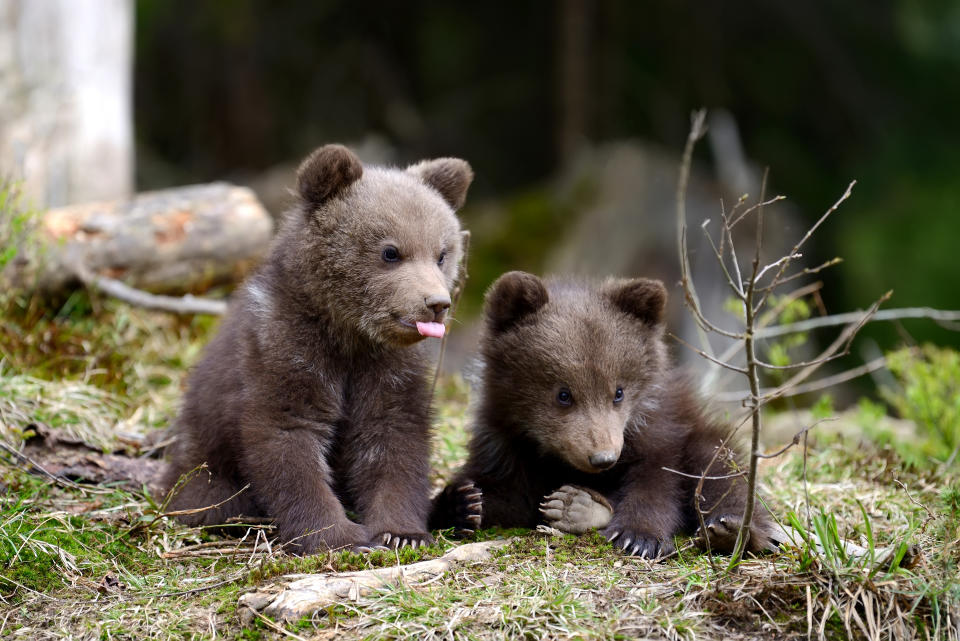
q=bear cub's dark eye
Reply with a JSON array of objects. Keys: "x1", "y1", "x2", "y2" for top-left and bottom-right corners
[
  {"x1": 557, "y1": 388, "x2": 573, "y2": 406},
  {"x1": 437, "y1": 251, "x2": 446, "y2": 267},
  {"x1": 614, "y1": 387, "x2": 624, "y2": 403},
  {"x1": 382, "y1": 246, "x2": 401, "y2": 263}
]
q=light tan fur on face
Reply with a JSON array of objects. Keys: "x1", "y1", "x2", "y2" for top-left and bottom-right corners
[{"x1": 550, "y1": 408, "x2": 625, "y2": 473}]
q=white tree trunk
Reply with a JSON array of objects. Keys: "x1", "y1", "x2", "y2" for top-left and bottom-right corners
[{"x1": 0, "y1": 0, "x2": 133, "y2": 208}]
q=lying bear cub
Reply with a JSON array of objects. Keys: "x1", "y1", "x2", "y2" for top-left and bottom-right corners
[
  {"x1": 163, "y1": 144, "x2": 472, "y2": 554},
  {"x1": 429, "y1": 271, "x2": 784, "y2": 558}
]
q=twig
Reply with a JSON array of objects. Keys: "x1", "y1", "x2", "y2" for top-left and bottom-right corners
[
  {"x1": 156, "y1": 575, "x2": 246, "y2": 599},
  {"x1": 705, "y1": 281, "x2": 825, "y2": 392},
  {"x1": 0, "y1": 441, "x2": 112, "y2": 495},
  {"x1": 758, "y1": 258, "x2": 843, "y2": 292},
  {"x1": 761, "y1": 292, "x2": 891, "y2": 403},
  {"x1": 755, "y1": 306, "x2": 960, "y2": 339},
  {"x1": 893, "y1": 479, "x2": 935, "y2": 531},
  {"x1": 0, "y1": 574, "x2": 71, "y2": 603},
  {"x1": 753, "y1": 181, "x2": 856, "y2": 312},
  {"x1": 661, "y1": 467, "x2": 746, "y2": 481},
  {"x1": 73, "y1": 262, "x2": 228, "y2": 316},
  {"x1": 714, "y1": 355, "x2": 888, "y2": 403},
  {"x1": 669, "y1": 333, "x2": 747, "y2": 373},
  {"x1": 755, "y1": 418, "x2": 838, "y2": 459},
  {"x1": 676, "y1": 109, "x2": 715, "y2": 356},
  {"x1": 727, "y1": 194, "x2": 785, "y2": 229},
  {"x1": 244, "y1": 606, "x2": 310, "y2": 641},
  {"x1": 701, "y1": 220, "x2": 745, "y2": 298},
  {"x1": 161, "y1": 483, "x2": 251, "y2": 518},
  {"x1": 727, "y1": 168, "x2": 769, "y2": 569}
]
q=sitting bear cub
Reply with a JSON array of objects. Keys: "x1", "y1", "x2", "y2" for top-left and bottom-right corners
[
  {"x1": 430, "y1": 271, "x2": 783, "y2": 558},
  {"x1": 163, "y1": 144, "x2": 472, "y2": 554}
]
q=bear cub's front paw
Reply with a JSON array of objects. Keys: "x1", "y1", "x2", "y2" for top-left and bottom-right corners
[
  {"x1": 540, "y1": 485, "x2": 613, "y2": 534},
  {"x1": 695, "y1": 513, "x2": 787, "y2": 555},
  {"x1": 449, "y1": 481, "x2": 483, "y2": 537},
  {"x1": 603, "y1": 525, "x2": 676, "y2": 559}
]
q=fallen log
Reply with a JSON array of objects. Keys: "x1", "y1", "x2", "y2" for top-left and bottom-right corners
[
  {"x1": 239, "y1": 539, "x2": 509, "y2": 622},
  {"x1": 3, "y1": 182, "x2": 274, "y2": 297}
]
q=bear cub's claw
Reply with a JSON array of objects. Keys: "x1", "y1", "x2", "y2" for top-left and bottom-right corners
[
  {"x1": 695, "y1": 514, "x2": 787, "y2": 555},
  {"x1": 603, "y1": 526, "x2": 676, "y2": 559},
  {"x1": 452, "y1": 481, "x2": 483, "y2": 537},
  {"x1": 540, "y1": 485, "x2": 614, "y2": 534},
  {"x1": 376, "y1": 532, "x2": 434, "y2": 550},
  {"x1": 428, "y1": 480, "x2": 482, "y2": 538}
]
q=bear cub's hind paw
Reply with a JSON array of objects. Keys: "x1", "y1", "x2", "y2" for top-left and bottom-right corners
[
  {"x1": 376, "y1": 532, "x2": 435, "y2": 550},
  {"x1": 540, "y1": 485, "x2": 614, "y2": 534},
  {"x1": 603, "y1": 526, "x2": 676, "y2": 559},
  {"x1": 696, "y1": 514, "x2": 787, "y2": 555}
]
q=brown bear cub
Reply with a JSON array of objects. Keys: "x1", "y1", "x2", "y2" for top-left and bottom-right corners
[
  {"x1": 163, "y1": 144, "x2": 472, "y2": 554},
  {"x1": 429, "y1": 271, "x2": 783, "y2": 558}
]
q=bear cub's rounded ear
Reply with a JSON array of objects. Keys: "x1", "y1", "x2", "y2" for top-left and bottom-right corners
[
  {"x1": 296, "y1": 144, "x2": 363, "y2": 209},
  {"x1": 407, "y1": 158, "x2": 474, "y2": 211},
  {"x1": 485, "y1": 271, "x2": 549, "y2": 334},
  {"x1": 604, "y1": 278, "x2": 667, "y2": 326}
]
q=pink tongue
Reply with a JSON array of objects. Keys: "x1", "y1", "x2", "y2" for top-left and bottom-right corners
[{"x1": 416, "y1": 321, "x2": 446, "y2": 338}]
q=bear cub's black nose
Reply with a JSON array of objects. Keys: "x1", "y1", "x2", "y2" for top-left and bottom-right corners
[
  {"x1": 425, "y1": 293, "x2": 451, "y2": 318},
  {"x1": 589, "y1": 451, "x2": 618, "y2": 471}
]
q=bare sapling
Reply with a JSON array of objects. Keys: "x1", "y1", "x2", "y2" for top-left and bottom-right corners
[{"x1": 675, "y1": 109, "x2": 890, "y2": 567}]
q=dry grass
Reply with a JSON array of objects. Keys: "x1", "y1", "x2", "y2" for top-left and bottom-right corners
[{"x1": 1, "y1": 294, "x2": 958, "y2": 640}]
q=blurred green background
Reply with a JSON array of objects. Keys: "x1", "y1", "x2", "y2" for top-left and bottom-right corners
[{"x1": 133, "y1": 0, "x2": 959, "y2": 348}]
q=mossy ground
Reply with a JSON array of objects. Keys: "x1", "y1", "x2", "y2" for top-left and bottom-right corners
[{"x1": 1, "y1": 293, "x2": 958, "y2": 640}]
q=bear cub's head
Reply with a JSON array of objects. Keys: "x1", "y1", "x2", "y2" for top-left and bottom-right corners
[
  {"x1": 283, "y1": 144, "x2": 472, "y2": 346},
  {"x1": 480, "y1": 271, "x2": 668, "y2": 473}
]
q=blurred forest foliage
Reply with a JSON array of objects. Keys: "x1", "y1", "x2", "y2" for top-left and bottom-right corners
[{"x1": 134, "y1": 0, "x2": 960, "y2": 348}]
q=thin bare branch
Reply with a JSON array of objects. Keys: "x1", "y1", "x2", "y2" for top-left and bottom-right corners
[
  {"x1": 0, "y1": 441, "x2": 112, "y2": 495},
  {"x1": 160, "y1": 483, "x2": 251, "y2": 518},
  {"x1": 758, "y1": 257, "x2": 843, "y2": 292},
  {"x1": 756, "y1": 253, "x2": 803, "y2": 282},
  {"x1": 720, "y1": 205, "x2": 745, "y2": 294},
  {"x1": 728, "y1": 169, "x2": 769, "y2": 568},
  {"x1": 701, "y1": 219, "x2": 745, "y2": 298},
  {"x1": 757, "y1": 281, "x2": 825, "y2": 328},
  {"x1": 893, "y1": 479, "x2": 936, "y2": 531},
  {"x1": 669, "y1": 333, "x2": 748, "y2": 374},
  {"x1": 728, "y1": 194, "x2": 786, "y2": 229},
  {"x1": 703, "y1": 281, "x2": 825, "y2": 392},
  {"x1": 681, "y1": 286, "x2": 748, "y2": 339},
  {"x1": 73, "y1": 262, "x2": 228, "y2": 316},
  {"x1": 756, "y1": 305, "x2": 960, "y2": 339},
  {"x1": 713, "y1": 355, "x2": 888, "y2": 403},
  {"x1": 753, "y1": 350, "x2": 850, "y2": 371},
  {"x1": 676, "y1": 109, "x2": 715, "y2": 357},
  {"x1": 756, "y1": 418, "x2": 838, "y2": 459},
  {"x1": 754, "y1": 181, "x2": 855, "y2": 311},
  {"x1": 661, "y1": 467, "x2": 746, "y2": 481},
  {"x1": 760, "y1": 291, "x2": 892, "y2": 403}
]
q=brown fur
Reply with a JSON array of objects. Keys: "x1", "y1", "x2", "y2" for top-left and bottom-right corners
[
  {"x1": 430, "y1": 271, "x2": 780, "y2": 557},
  {"x1": 162, "y1": 144, "x2": 472, "y2": 554}
]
